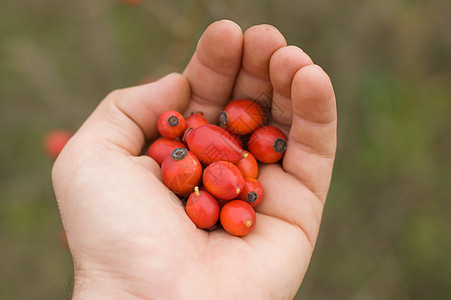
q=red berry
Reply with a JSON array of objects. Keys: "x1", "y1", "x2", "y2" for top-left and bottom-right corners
[
  {"x1": 184, "y1": 124, "x2": 246, "y2": 165},
  {"x1": 158, "y1": 111, "x2": 186, "y2": 139},
  {"x1": 220, "y1": 200, "x2": 256, "y2": 237},
  {"x1": 230, "y1": 134, "x2": 244, "y2": 149},
  {"x1": 235, "y1": 151, "x2": 258, "y2": 179},
  {"x1": 237, "y1": 178, "x2": 264, "y2": 207},
  {"x1": 43, "y1": 130, "x2": 72, "y2": 159},
  {"x1": 248, "y1": 126, "x2": 287, "y2": 163},
  {"x1": 147, "y1": 138, "x2": 186, "y2": 166},
  {"x1": 161, "y1": 148, "x2": 202, "y2": 197},
  {"x1": 185, "y1": 112, "x2": 209, "y2": 130},
  {"x1": 186, "y1": 187, "x2": 220, "y2": 229},
  {"x1": 203, "y1": 161, "x2": 244, "y2": 200},
  {"x1": 218, "y1": 99, "x2": 264, "y2": 135}
]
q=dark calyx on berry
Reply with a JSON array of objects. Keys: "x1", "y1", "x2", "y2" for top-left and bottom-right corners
[
  {"x1": 168, "y1": 116, "x2": 179, "y2": 127},
  {"x1": 273, "y1": 138, "x2": 287, "y2": 153},
  {"x1": 170, "y1": 148, "x2": 188, "y2": 160},
  {"x1": 246, "y1": 191, "x2": 258, "y2": 203},
  {"x1": 218, "y1": 111, "x2": 228, "y2": 127}
]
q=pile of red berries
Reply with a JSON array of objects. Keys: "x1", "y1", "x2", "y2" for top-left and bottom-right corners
[{"x1": 148, "y1": 99, "x2": 287, "y2": 236}]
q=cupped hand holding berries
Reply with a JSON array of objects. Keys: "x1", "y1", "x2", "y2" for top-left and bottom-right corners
[{"x1": 52, "y1": 20, "x2": 336, "y2": 299}]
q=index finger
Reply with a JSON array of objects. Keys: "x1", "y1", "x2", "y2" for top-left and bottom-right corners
[{"x1": 182, "y1": 20, "x2": 243, "y2": 122}]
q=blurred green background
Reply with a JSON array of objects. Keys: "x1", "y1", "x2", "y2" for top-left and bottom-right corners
[{"x1": 1, "y1": 0, "x2": 450, "y2": 299}]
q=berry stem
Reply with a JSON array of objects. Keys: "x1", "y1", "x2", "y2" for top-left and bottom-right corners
[{"x1": 194, "y1": 186, "x2": 200, "y2": 196}]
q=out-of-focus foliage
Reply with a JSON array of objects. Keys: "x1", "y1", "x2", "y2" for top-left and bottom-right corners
[{"x1": 0, "y1": 0, "x2": 450, "y2": 299}]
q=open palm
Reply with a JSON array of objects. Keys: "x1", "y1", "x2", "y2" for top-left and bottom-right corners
[{"x1": 52, "y1": 20, "x2": 337, "y2": 299}]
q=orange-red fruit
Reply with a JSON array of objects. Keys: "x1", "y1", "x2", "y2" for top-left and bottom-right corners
[
  {"x1": 248, "y1": 126, "x2": 287, "y2": 163},
  {"x1": 184, "y1": 124, "x2": 246, "y2": 165},
  {"x1": 185, "y1": 112, "x2": 209, "y2": 130},
  {"x1": 220, "y1": 200, "x2": 256, "y2": 237},
  {"x1": 235, "y1": 151, "x2": 258, "y2": 179},
  {"x1": 218, "y1": 99, "x2": 264, "y2": 135},
  {"x1": 238, "y1": 178, "x2": 264, "y2": 207},
  {"x1": 203, "y1": 161, "x2": 244, "y2": 200},
  {"x1": 161, "y1": 148, "x2": 202, "y2": 197},
  {"x1": 230, "y1": 134, "x2": 244, "y2": 148},
  {"x1": 158, "y1": 111, "x2": 186, "y2": 139},
  {"x1": 186, "y1": 187, "x2": 220, "y2": 229},
  {"x1": 147, "y1": 138, "x2": 186, "y2": 166},
  {"x1": 43, "y1": 130, "x2": 72, "y2": 159}
]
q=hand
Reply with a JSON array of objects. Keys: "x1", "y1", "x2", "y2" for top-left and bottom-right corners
[{"x1": 52, "y1": 20, "x2": 337, "y2": 299}]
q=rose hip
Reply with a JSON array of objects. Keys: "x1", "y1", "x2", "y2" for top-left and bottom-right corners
[
  {"x1": 230, "y1": 134, "x2": 244, "y2": 149},
  {"x1": 237, "y1": 178, "x2": 264, "y2": 207},
  {"x1": 248, "y1": 126, "x2": 287, "y2": 163},
  {"x1": 220, "y1": 200, "x2": 256, "y2": 237},
  {"x1": 235, "y1": 151, "x2": 258, "y2": 179},
  {"x1": 158, "y1": 111, "x2": 186, "y2": 139},
  {"x1": 43, "y1": 130, "x2": 72, "y2": 159},
  {"x1": 218, "y1": 99, "x2": 264, "y2": 135},
  {"x1": 147, "y1": 138, "x2": 186, "y2": 166},
  {"x1": 203, "y1": 161, "x2": 244, "y2": 200},
  {"x1": 186, "y1": 187, "x2": 220, "y2": 229},
  {"x1": 184, "y1": 124, "x2": 246, "y2": 165},
  {"x1": 185, "y1": 112, "x2": 209, "y2": 130},
  {"x1": 161, "y1": 148, "x2": 202, "y2": 197}
]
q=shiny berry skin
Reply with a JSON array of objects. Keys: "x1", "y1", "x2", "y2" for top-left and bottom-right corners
[
  {"x1": 248, "y1": 126, "x2": 287, "y2": 163},
  {"x1": 158, "y1": 111, "x2": 186, "y2": 139},
  {"x1": 43, "y1": 130, "x2": 72, "y2": 159},
  {"x1": 147, "y1": 138, "x2": 186, "y2": 166},
  {"x1": 185, "y1": 112, "x2": 209, "y2": 130},
  {"x1": 230, "y1": 134, "x2": 244, "y2": 148},
  {"x1": 186, "y1": 187, "x2": 220, "y2": 229},
  {"x1": 218, "y1": 99, "x2": 264, "y2": 135},
  {"x1": 235, "y1": 151, "x2": 258, "y2": 179},
  {"x1": 203, "y1": 161, "x2": 244, "y2": 200},
  {"x1": 220, "y1": 200, "x2": 256, "y2": 237},
  {"x1": 184, "y1": 124, "x2": 246, "y2": 165},
  {"x1": 237, "y1": 178, "x2": 264, "y2": 207},
  {"x1": 161, "y1": 148, "x2": 202, "y2": 197}
]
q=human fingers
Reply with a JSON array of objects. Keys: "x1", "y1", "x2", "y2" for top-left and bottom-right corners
[
  {"x1": 283, "y1": 64, "x2": 337, "y2": 201},
  {"x1": 182, "y1": 20, "x2": 243, "y2": 122},
  {"x1": 268, "y1": 45, "x2": 313, "y2": 133},
  {"x1": 232, "y1": 24, "x2": 286, "y2": 113}
]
